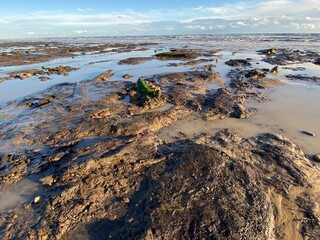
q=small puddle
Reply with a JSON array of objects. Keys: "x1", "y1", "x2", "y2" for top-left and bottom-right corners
[
  {"x1": 75, "y1": 136, "x2": 109, "y2": 149},
  {"x1": 0, "y1": 178, "x2": 40, "y2": 211},
  {"x1": 159, "y1": 83, "x2": 320, "y2": 155}
]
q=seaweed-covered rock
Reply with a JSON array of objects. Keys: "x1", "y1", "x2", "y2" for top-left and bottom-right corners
[{"x1": 137, "y1": 78, "x2": 157, "y2": 97}]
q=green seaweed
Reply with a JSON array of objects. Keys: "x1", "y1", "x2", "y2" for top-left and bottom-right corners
[{"x1": 137, "y1": 78, "x2": 156, "y2": 97}]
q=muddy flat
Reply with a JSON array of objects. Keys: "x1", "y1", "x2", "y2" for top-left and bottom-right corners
[{"x1": 0, "y1": 35, "x2": 320, "y2": 239}]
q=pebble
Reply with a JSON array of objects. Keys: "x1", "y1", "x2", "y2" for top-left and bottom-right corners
[
  {"x1": 302, "y1": 131, "x2": 316, "y2": 137},
  {"x1": 34, "y1": 196, "x2": 41, "y2": 204},
  {"x1": 270, "y1": 66, "x2": 280, "y2": 73},
  {"x1": 40, "y1": 175, "x2": 58, "y2": 186},
  {"x1": 312, "y1": 154, "x2": 320, "y2": 162},
  {"x1": 123, "y1": 74, "x2": 132, "y2": 79}
]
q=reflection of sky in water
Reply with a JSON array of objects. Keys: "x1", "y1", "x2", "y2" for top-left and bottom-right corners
[
  {"x1": 159, "y1": 83, "x2": 320, "y2": 155},
  {"x1": 1, "y1": 46, "x2": 318, "y2": 104},
  {"x1": 0, "y1": 36, "x2": 319, "y2": 104}
]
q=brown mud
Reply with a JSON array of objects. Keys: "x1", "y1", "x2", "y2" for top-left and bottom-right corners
[{"x1": 0, "y1": 46, "x2": 319, "y2": 240}]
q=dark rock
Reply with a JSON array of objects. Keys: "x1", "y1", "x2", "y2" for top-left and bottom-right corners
[
  {"x1": 270, "y1": 66, "x2": 281, "y2": 73},
  {"x1": 286, "y1": 74, "x2": 320, "y2": 83},
  {"x1": 225, "y1": 59, "x2": 252, "y2": 67},
  {"x1": 259, "y1": 48, "x2": 277, "y2": 55},
  {"x1": 302, "y1": 131, "x2": 316, "y2": 137},
  {"x1": 312, "y1": 154, "x2": 320, "y2": 162},
  {"x1": 118, "y1": 57, "x2": 153, "y2": 65},
  {"x1": 155, "y1": 51, "x2": 198, "y2": 61}
]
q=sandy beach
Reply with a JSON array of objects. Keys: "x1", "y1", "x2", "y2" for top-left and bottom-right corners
[{"x1": 0, "y1": 35, "x2": 319, "y2": 239}]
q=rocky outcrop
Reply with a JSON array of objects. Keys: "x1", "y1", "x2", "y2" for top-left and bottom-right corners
[{"x1": 0, "y1": 65, "x2": 319, "y2": 240}]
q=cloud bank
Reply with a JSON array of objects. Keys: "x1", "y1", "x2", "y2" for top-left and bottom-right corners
[{"x1": 0, "y1": 0, "x2": 319, "y2": 38}]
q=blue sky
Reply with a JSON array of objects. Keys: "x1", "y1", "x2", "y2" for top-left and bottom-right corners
[{"x1": 0, "y1": 0, "x2": 319, "y2": 39}]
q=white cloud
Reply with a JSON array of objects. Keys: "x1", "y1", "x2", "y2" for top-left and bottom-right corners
[
  {"x1": 290, "y1": 22, "x2": 301, "y2": 29},
  {"x1": 186, "y1": 25, "x2": 206, "y2": 30},
  {"x1": 74, "y1": 30, "x2": 87, "y2": 34},
  {"x1": 77, "y1": 8, "x2": 95, "y2": 12},
  {"x1": 302, "y1": 23, "x2": 316, "y2": 29}
]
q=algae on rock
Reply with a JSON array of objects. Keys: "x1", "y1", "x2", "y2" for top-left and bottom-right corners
[{"x1": 137, "y1": 78, "x2": 157, "y2": 97}]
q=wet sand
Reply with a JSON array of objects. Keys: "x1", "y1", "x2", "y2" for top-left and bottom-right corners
[{"x1": 0, "y1": 36, "x2": 320, "y2": 239}]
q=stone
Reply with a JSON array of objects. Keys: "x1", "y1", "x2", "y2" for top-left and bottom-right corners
[
  {"x1": 38, "y1": 96, "x2": 55, "y2": 106},
  {"x1": 93, "y1": 70, "x2": 113, "y2": 81},
  {"x1": 25, "y1": 72, "x2": 34, "y2": 78},
  {"x1": 302, "y1": 131, "x2": 316, "y2": 137},
  {"x1": 122, "y1": 74, "x2": 132, "y2": 79},
  {"x1": 155, "y1": 51, "x2": 198, "y2": 60},
  {"x1": 260, "y1": 48, "x2": 277, "y2": 55},
  {"x1": 225, "y1": 59, "x2": 252, "y2": 67},
  {"x1": 40, "y1": 175, "x2": 59, "y2": 186},
  {"x1": 34, "y1": 196, "x2": 41, "y2": 204},
  {"x1": 270, "y1": 66, "x2": 281, "y2": 73},
  {"x1": 312, "y1": 154, "x2": 320, "y2": 162}
]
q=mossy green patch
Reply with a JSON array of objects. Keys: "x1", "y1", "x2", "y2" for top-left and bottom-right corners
[{"x1": 137, "y1": 78, "x2": 156, "y2": 97}]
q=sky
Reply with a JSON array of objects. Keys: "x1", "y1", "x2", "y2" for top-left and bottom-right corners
[{"x1": 0, "y1": 0, "x2": 319, "y2": 39}]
